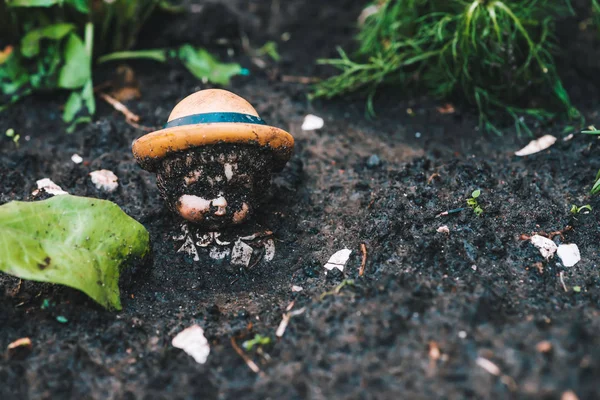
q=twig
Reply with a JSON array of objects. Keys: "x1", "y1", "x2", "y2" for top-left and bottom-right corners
[
  {"x1": 281, "y1": 75, "x2": 321, "y2": 84},
  {"x1": 435, "y1": 207, "x2": 465, "y2": 218},
  {"x1": 359, "y1": 243, "x2": 368, "y2": 276},
  {"x1": 230, "y1": 337, "x2": 265, "y2": 378},
  {"x1": 559, "y1": 271, "x2": 568, "y2": 292},
  {"x1": 99, "y1": 92, "x2": 140, "y2": 122}
]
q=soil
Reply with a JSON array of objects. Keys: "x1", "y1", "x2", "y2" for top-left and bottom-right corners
[{"x1": 1, "y1": 1, "x2": 600, "y2": 399}]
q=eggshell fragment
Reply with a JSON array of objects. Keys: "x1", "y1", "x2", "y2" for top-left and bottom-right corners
[
  {"x1": 557, "y1": 244, "x2": 580, "y2": 267},
  {"x1": 89, "y1": 170, "x2": 119, "y2": 192},
  {"x1": 515, "y1": 135, "x2": 557, "y2": 156},
  {"x1": 172, "y1": 325, "x2": 210, "y2": 364},
  {"x1": 324, "y1": 248, "x2": 352, "y2": 272}
]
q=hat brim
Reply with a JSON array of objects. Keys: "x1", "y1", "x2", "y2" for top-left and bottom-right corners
[{"x1": 132, "y1": 123, "x2": 294, "y2": 172}]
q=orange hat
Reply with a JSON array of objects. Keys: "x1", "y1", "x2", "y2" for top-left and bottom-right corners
[{"x1": 132, "y1": 89, "x2": 294, "y2": 172}]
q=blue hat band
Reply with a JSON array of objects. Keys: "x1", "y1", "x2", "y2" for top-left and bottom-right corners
[{"x1": 164, "y1": 112, "x2": 267, "y2": 129}]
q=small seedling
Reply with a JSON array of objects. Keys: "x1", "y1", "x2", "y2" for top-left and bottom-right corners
[
  {"x1": 40, "y1": 299, "x2": 51, "y2": 310},
  {"x1": 5, "y1": 128, "x2": 20, "y2": 146},
  {"x1": 320, "y1": 279, "x2": 355, "y2": 300},
  {"x1": 242, "y1": 334, "x2": 271, "y2": 351},
  {"x1": 466, "y1": 189, "x2": 483, "y2": 216},
  {"x1": 573, "y1": 286, "x2": 581, "y2": 293},
  {"x1": 570, "y1": 204, "x2": 592, "y2": 214},
  {"x1": 258, "y1": 41, "x2": 280, "y2": 62},
  {"x1": 56, "y1": 315, "x2": 68, "y2": 324}
]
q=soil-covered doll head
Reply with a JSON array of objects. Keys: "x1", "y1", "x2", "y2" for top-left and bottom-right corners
[{"x1": 131, "y1": 89, "x2": 294, "y2": 229}]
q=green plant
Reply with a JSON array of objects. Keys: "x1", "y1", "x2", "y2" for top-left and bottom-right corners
[
  {"x1": 314, "y1": 0, "x2": 578, "y2": 135},
  {"x1": 99, "y1": 45, "x2": 249, "y2": 86},
  {"x1": 582, "y1": 127, "x2": 600, "y2": 194},
  {"x1": 0, "y1": 1, "x2": 246, "y2": 130},
  {"x1": 242, "y1": 334, "x2": 271, "y2": 351},
  {"x1": 467, "y1": 189, "x2": 483, "y2": 216},
  {"x1": 5, "y1": 128, "x2": 20, "y2": 146},
  {"x1": 0, "y1": 195, "x2": 150, "y2": 310},
  {"x1": 570, "y1": 204, "x2": 592, "y2": 214}
]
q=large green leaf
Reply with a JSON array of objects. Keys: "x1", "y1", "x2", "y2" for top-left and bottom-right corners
[
  {"x1": 0, "y1": 195, "x2": 150, "y2": 310},
  {"x1": 21, "y1": 23, "x2": 75, "y2": 58},
  {"x1": 6, "y1": 0, "x2": 62, "y2": 7},
  {"x1": 178, "y1": 45, "x2": 245, "y2": 85},
  {"x1": 58, "y1": 33, "x2": 90, "y2": 89}
]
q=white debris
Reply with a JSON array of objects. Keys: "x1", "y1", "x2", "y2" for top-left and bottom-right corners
[
  {"x1": 324, "y1": 248, "x2": 352, "y2": 272},
  {"x1": 33, "y1": 178, "x2": 68, "y2": 196},
  {"x1": 71, "y1": 154, "x2": 83, "y2": 164},
  {"x1": 89, "y1": 169, "x2": 118, "y2": 192},
  {"x1": 557, "y1": 244, "x2": 581, "y2": 267},
  {"x1": 530, "y1": 235, "x2": 557, "y2": 260},
  {"x1": 358, "y1": 4, "x2": 380, "y2": 25},
  {"x1": 437, "y1": 225, "x2": 450, "y2": 234},
  {"x1": 172, "y1": 325, "x2": 210, "y2": 364},
  {"x1": 514, "y1": 135, "x2": 557, "y2": 156},
  {"x1": 231, "y1": 240, "x2": 254, "y2": 267},
  {"x1": 275, "y1": 307, "x2": 306, "y2": 338},
  {"x1": 196, "y1": 233, "x2": 214, "y2": 247},
  {"x1": 301, "y1": 114, "x2": 324, "y2": 131},
  {"x1": 177, "y1": 235, "x2": 199, "y2": 262},
  {"x1": 264, "y1": 239, "x2": 276, "y2": 262},
  {"x1": 213, "y1": 232, "x2": 231, "y2": 246},
  {"x1": 292, "y1": 285, "x2": 303, "y2": 292},
  {"x1": 458, "y1": 331, "x2": 467, "y2": 339},
  {"x1": 563, "y1": 133, "x2": 574, "y2": 142},
  {"x1": 476, "y1": 357, "x2": 501, "y2": 376},
  {"x1": 209, "y1": 246, "x2": 230, "y2": 260}
]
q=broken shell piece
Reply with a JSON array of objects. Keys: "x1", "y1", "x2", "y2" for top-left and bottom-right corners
[
  {"x1": 209, "y1": 246, "x2": 230, "y2": 260},
  {"x1": 71, "y1": 154, "x2": 83, "y2": 164},
  {"x1": 437, "y1": 225, "x2": 450, "y2": 234},
  {"x1": 177, "y1": 233, "x2": 199, "y2": 262},
  {"x1": 264, "y1": 239, "x2": 276, "y2": 262},
  {"x1": 324, "y1": 248, "x2": 352, "y2": 272},
  {"x1": 231, "y1": 239, "x2": 254, "y2": 267},
  {"x1": 33, "y1": 178, "x2": 68, "y2": 196},
  {"x1": 557, "y1": 244, "x2": 580, "y2": 267},
  {"x1": 515, "y1": 135, "x2": 557, "y2": 156},
  {"x1": 172, "y1": 325, "x2": 210, "y2": 364},
  {"x1": 530, "y1": 235, "x2": 557, "y2": 260},
  {"x1": 89, "y1": 170, "x2": 118, "y2": 192},
  {"x1": 292, "y1": 285, "x2": 303, "y2": 292},
  {"x1": 301, "y1": 114, "x2": 324, "y2": 131}
]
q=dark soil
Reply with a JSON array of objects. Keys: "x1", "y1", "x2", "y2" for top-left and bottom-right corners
[{"x1": 1, "y1": 1, "x2": 600, "y2": 399}]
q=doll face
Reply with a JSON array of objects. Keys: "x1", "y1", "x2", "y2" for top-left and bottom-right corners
[{"x1": 156, "y1": 145, "x2": 272, "y2": 229}]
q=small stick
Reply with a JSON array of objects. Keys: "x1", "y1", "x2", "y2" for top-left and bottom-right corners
[
  {"x1": 230, "y1": 337, "x2": 266, "y2": 378},
  {"x1": 435, "y1": 207, "x2": 465, "y2": 218},
  {"x1": 559, "y1": 271, "x2": 568, "y2": 292},
  {"x1": 359, "y1": 243, "x2": 368, "y2": 276},
  {"x1": 281, "y1": 75, "x2": 320, "y2": 84},
  {"x1": 99, "y1": 92, "x2": 140, "y2": 122}
]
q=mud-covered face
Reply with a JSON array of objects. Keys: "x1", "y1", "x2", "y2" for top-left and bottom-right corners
[{"x1": 156, "y1": 144, "x2": 274, "y2": 229}]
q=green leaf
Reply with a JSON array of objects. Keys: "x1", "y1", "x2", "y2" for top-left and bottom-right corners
[
  {"x1": 6, "y1": 0, "x2": 62, "y2": 7},
  {"x1": 98, "y1": 49, "x2": 168, "y2": 64},
  {"x1": 178, "y1": 45, "x2": 244, "y2": 85},
  {"x1": 62, "y1": 90, "x2": 82, "y2": 123},
  {"x1": 58, "y1": 34, "x2": 90, "y2": 89},
  {"x1": 65, "y1": 0, "x2": 88, "y2": 13},
  {"x1": 0, "y1": 195, "x2": 150, "y2": 310},
  {"x1": 471, "y1": 189, "x2": 481, "y2": 198},
  {"x1": 21, "y1": 23, "x2": 75, "y2": 58},
  {"x1": 81, "y1": 79, "x2": 95, "y2": 114}
]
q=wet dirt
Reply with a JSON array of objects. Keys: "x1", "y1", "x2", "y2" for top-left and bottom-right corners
[{"x1": 1, "y1": 0, "x2": 600, "y2": 399}]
